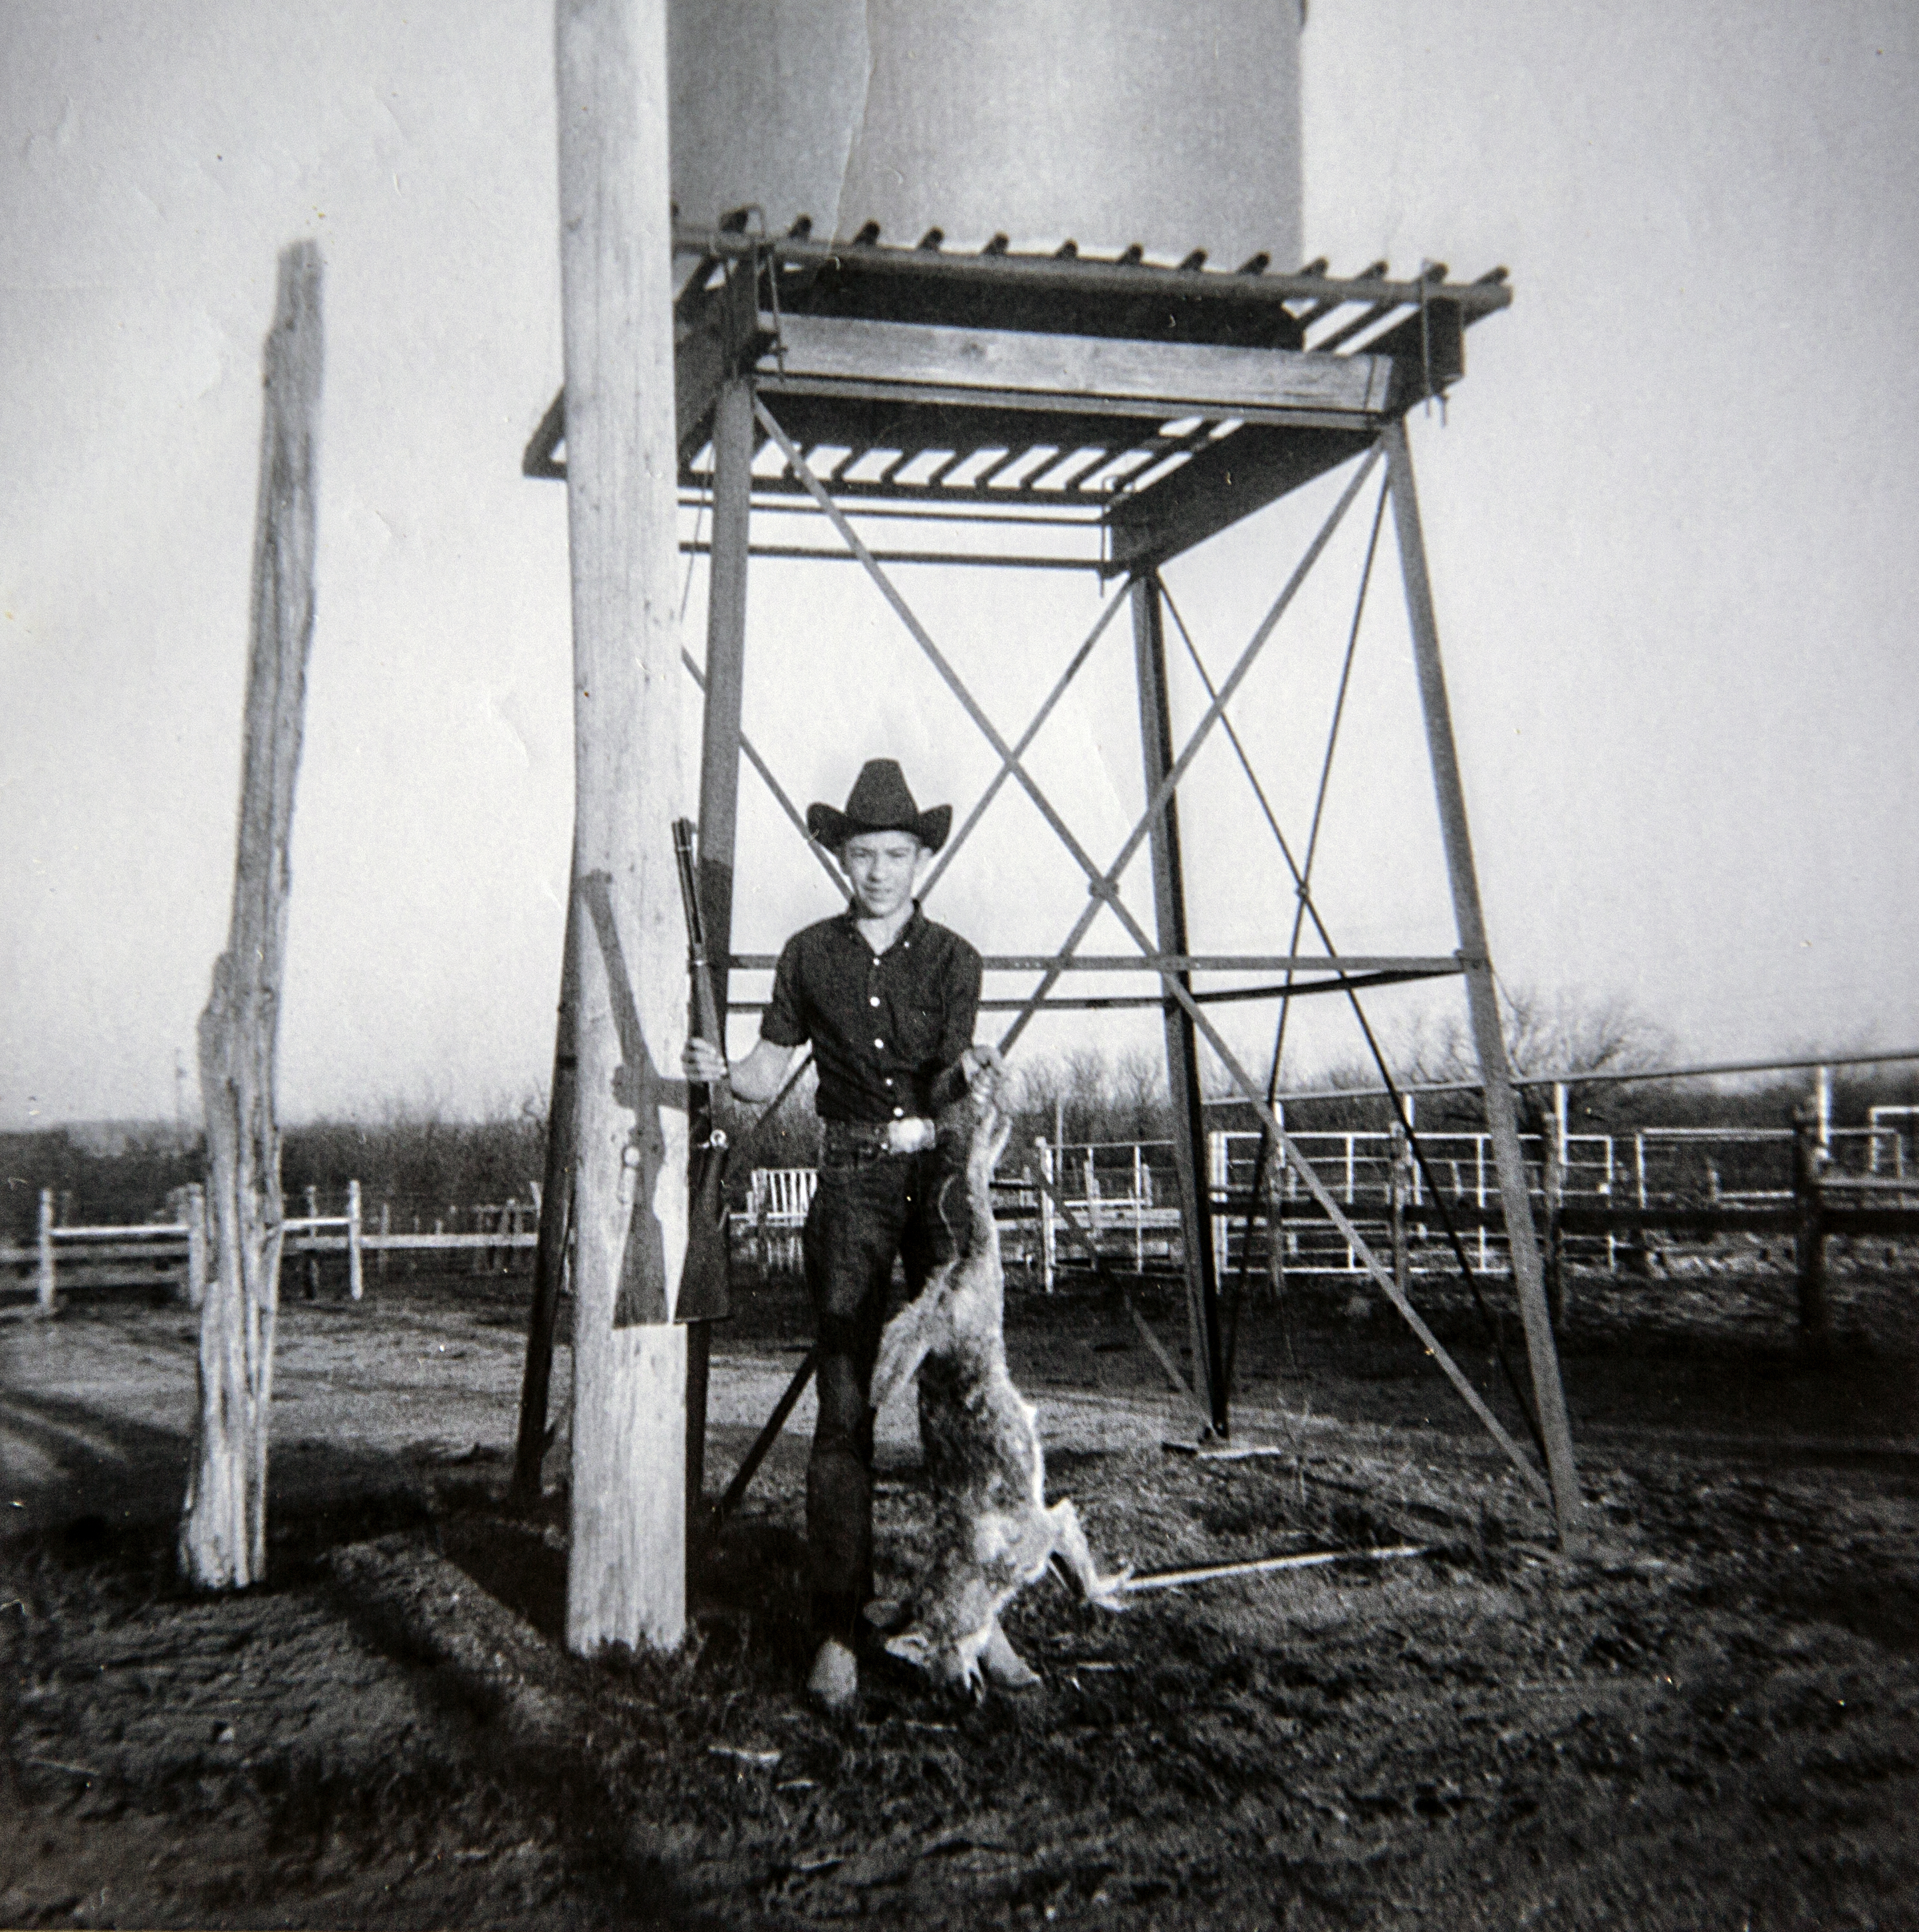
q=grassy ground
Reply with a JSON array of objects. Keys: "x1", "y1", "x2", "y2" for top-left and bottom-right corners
[{"x1": 3, "y1": 1266, "x2": 1916, "y2": 1929}]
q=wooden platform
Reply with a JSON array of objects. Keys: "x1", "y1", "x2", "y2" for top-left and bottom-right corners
[{"x1": 525, "y1": 224, "x2": 1510, "y2": 574}]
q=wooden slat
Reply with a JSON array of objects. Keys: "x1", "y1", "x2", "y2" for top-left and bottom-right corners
[
  {"x1": 757, "y1": 314, "x2": 1394, "y2": 421},
  {"x1": 681, "y1": 223, "x2": 1513, "y2": 320},
  {"x1": 1104, "y1": 424, "x2": 1375, "y2": 573}
]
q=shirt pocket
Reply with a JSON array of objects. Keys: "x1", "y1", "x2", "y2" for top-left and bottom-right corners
[{"x1": 898, "y1": 1001, "x2": 944, "y2": 1062}]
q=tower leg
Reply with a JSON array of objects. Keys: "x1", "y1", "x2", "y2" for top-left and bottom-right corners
[
  {"x1": 1382, "y1": 420, "x2": 1582, "y2": 1546},
  {"x1": 686, "y1": 370, "x2": 753, "y2": 1535},
  {"x1": 513, "y1": 870, "x2": 580, "y2": 1507},
  {"x1": 1132, "y1": 574, "x2": 1228, "y2": 1437}
]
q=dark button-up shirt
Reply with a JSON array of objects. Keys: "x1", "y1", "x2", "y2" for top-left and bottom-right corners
[{"x1": 761, "y1": 904, "x2": 982, "y2": 1122}]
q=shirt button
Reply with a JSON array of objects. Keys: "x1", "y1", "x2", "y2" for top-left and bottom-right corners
[
  {"x1": 893, "y1": 1106, "x2": 904, "y2": 1118},
  {"x1": 873, "y1": 1037, "x2": 885, "y2": 1049},
  {"x1": 869, "y1": 995, "x2": 880, "y2": 1007}
]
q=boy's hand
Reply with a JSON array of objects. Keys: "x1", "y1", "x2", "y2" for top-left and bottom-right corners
[
  {"x1": 961, "y1": 1043, "x2": 1006, "y2": 1082},
  {"x1": 682, "y1": 1038, "x2": 729, "y2": 1085}
]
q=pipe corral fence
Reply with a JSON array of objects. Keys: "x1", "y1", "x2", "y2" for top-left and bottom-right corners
[{"x1": 18, "y1": 1106, "x2": 1912, "y2": 1332}]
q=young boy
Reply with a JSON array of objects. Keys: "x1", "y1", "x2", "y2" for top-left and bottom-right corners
[{"x1": 682, "y1": 759, "x2": 1002, "y2": 1711}]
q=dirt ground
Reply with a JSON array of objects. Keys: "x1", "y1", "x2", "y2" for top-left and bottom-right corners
[{"x1": 3, "y1": 1262, "x2": 1916, "y2": 1930}]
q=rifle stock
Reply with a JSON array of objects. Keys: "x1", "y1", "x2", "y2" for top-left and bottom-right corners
[{"x1": 672, "y1": 817, "x2": 731, "y2": 1323}]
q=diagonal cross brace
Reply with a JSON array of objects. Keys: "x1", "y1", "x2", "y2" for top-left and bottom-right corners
[
  {"x1": 1159, "y1": 969, "x2": 1549, "y2": 1496},
  {"x1": 918, "y1": 587, "x2": 1134, "y2": 900},
  {"x1": 1024, "y1": 1150, "x2": 1203, "y2": 1419},
  {"x1": 757, "y1": 400, "x2": 1120, "y2": 899},
  {"x1": 678, "y1": 646, "x2": 849, "y2": 906},
  {"x1": 757, "y1": 396, "x2": 1386, "y2": 1050},
  {"x1": 750, "y1": 404, "x2": 1543, "y2": 1495},
  {"x1": 1055, "y1": 829, "x2": 1545, "y2": 1493},
  {"x1": 1011, "y1": 741, "x2": 1547, "y2": 1492},
  {"x1": 995, "y1": 452, "x2": 1384, "y2": 1049}
]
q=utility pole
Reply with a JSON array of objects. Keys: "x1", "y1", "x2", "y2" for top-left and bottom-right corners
[{"x1": 554, "y1": 0, "x2": 690, "y2": 1655}]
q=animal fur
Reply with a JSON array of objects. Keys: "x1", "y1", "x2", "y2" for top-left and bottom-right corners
[{"x1": 870, "y1": 1067, "x2": 1129, "y2": 1696}]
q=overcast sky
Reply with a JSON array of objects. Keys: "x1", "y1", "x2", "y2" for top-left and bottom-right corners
[{"x1": 4, "y1": 1, "x2": 1916, "y2": 1128}]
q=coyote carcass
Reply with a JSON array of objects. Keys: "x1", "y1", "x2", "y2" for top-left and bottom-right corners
[{"x1": 869, "y1": 1068, "x2": 1129, "y2": 1696}]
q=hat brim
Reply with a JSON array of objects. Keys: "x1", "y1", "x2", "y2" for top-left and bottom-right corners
[{"x1": 807, "y1": 802, "x2": 952, "y2": 855}]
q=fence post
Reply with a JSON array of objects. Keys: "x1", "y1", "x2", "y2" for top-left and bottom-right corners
[
  {"x1": 36, "y1": 1187, "x2": 56, "y2": 1313},
  {"x1": 346, "y1": 1179, "x2": 363, "y2": 1301},
  {"x1": 303, "y1": 1185, "x2": 320, "y2": 1299},
  {"x1": 1792, "y1": 1100, "x2": 1830, "y2": 1352},
  {"x1": 378, "y1": 1199, "x2": 391, "y2": 1276},
  {"x1": 1036, "y1": 1138, "x2": 1057, "y2": 1293},
  {"x1": 1626, "y1": 1132, "x2": 1653, "y2": 1277},
  {"x1": 1544, "y1": 1083, "x2": 1567, "y2": 1331},
  {"x1": 1388, "y1": 1122, "x2": 1410, "y2": 1301},
  {"x1": 1134, "y1": 1142, "x2": 1145, "y2": 1272},
  {"x1": 186, "y1": 1183, "x2": 209, "y2": 1308}
]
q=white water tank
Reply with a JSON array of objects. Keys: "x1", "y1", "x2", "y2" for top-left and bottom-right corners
[{"x1": 669, "y1": 0, "x2": 1303, "y2": 272}]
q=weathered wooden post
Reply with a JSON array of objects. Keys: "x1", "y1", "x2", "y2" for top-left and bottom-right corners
[
  {"x1": 1266, "y1": 1147, "x2": 1287, "y2": 1301},
  {"x1": 1388, "y1": 1121, "x2": 1412, "y2": 1302},
  {"x1": 180, "y1": 241, "x2": 323, "y2": 1591},
  {"x1": 555, "y1": 0, "x2": 690, "y2": 1655},
  {"x1": 1543, "y1": 1083, "x2": 1568, "y2": 1332},
  {"x1": 1792, "y1": 1098, "x2": 1830, "y2": 1353},
  {"x1": 36, "y1": 1187, "x2": 55, "y2": 1313},
  {"x1": 1036, "y1": 1138, "x2": 1057, "y2": 1292},
  {"x1": 185, "y1": 1183, "x2": 209, "y2": 1308},
  {"x1": 346, "y1": 1179, "x2": 364, "y2": 1301},
  {"x1": 299, "y1": 1184, "x2": 319, "y2": 1298}
]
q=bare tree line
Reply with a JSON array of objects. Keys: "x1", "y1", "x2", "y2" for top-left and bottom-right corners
[{"x1": 9, "y1": 987, "x2": 1913, "y2": 1238}]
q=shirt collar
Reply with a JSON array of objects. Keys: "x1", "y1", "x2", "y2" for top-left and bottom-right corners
[{"x1": 836, "y1": 900, "x2": 928, "y2": 955}]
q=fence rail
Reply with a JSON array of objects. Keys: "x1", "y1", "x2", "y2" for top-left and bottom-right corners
[
  {"x1": 3, "y1": 1180, "x2": 550, "y2": 1313},
  {"x1": 11, "y1": 1112, "x2": 1916, "y2": 1348}
]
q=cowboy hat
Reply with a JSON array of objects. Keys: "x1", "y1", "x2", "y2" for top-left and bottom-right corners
[{"x1": 807, "y1": 759, "x2": 952, "y2": 853}]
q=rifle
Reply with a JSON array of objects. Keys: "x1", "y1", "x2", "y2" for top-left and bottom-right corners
[{"x1": 672, "y1": 818, "x2": 731, "y2": 1322}]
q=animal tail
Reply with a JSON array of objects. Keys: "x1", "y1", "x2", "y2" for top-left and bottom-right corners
[
  {"x1": 869, "y1": 1279, "x2": 950, "y2": 1411},
  {"x1": 965, "y1": 1096, "x2": 1012, "y2": 1255}
]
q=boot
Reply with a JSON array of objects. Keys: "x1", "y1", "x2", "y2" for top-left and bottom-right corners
[{"x1": 806, "y1": 1637, "x2": 858, "y2": 1715}]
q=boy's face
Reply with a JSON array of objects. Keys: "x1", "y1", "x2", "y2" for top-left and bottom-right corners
[{"x1": 841, "y1": 831, "x2": 926, "y2": 920}]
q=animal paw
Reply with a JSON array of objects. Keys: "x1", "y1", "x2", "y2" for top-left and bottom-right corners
[
  {"x1": 981, "y1": 1618, "x2": 1043, "y2": 1691},
  {"x1": 884, "y1": 1628, "x2": 932, "y2": 1671}
]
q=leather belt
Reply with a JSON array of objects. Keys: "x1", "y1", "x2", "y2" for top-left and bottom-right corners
[{"x1": 822, "y1": 1119, "x2": 902, "y2": 1158}]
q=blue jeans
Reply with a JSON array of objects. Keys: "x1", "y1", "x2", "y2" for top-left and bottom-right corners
[{"x1": 802, "y1": 1137, "x2": 961, "y2": 1643}]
